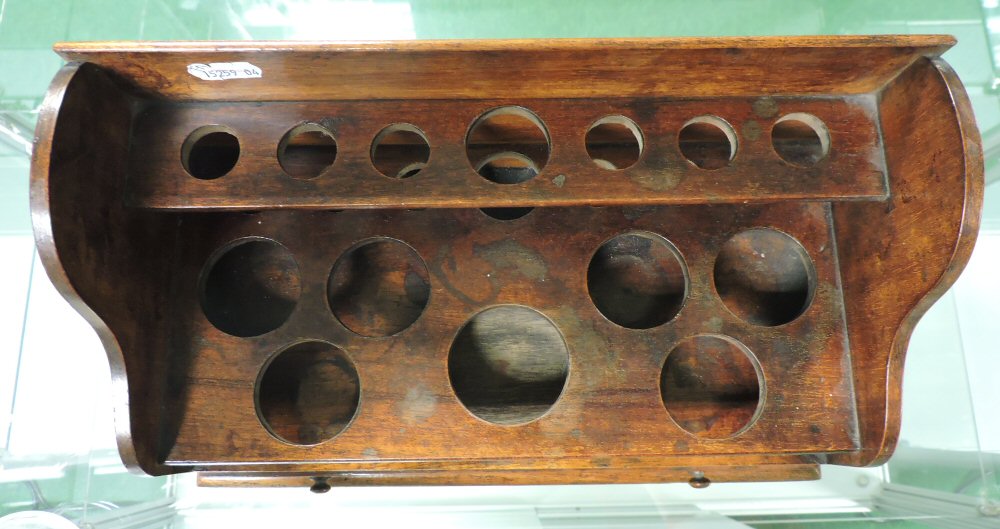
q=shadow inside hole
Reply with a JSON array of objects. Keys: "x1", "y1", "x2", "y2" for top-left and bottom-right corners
[
  {"x1": 278, "y1": 124, "x2": 338, "y2": 179},
  {"x1": 371, "y1": 125, "x2": 431, "y2": 178},
  {"x1": 587, "y1": 232, "x2": 686, "y2": 329},
  {"x1": 448, "y1": 306, "x2": 569, "y2": 425},
  {"x1": 481, "y1": 207, "x2": 534, "y2": 220},
  {"x1": 328, "y1": 239, "x2": 431, "y2": 337},
  {"x1": 713, "y1": 228, "x2": 815, "y2": 326},
  {"x1": 661, "y1": 335, "x2": 761, "y2": 439},
  {"x1": 183, "y1": 129, "x2": 240, "y2": 180},
  {"x1": 475, "y1": 152, "x2": 539, "y2": 185},
  {"x1": 466, "y1": 107, "x2": 550, "y2": 182},
  {"x1": 397, "y1": 162, "x2": 427, "y2": 179},
  {"x1": 772, "y1": 114, "x2": 829, "y2": 166},
  {"x1": 257, "y1": 341, "x2": 360, "y2": 445},
  {"x1": 200, "y1": 239, "x2": 300, "y2": 337},
  {"x1": 586, "y1": 117, "x2": 643, "y2": 170},
  {"x1": 678, "y1": 118, "x2": 736, "y2": 170}
]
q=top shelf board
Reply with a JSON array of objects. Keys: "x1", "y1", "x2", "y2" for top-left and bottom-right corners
[{"x1": 55, "y1": 35, "x2": 954, "y2": 101}]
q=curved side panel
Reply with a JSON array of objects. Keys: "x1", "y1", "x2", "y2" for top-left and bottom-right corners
[
  {"x1": 29, "y1": 62, "x2": 142, "y2": 472},
  {"x1": 30, "y1": 62, "x2": 181, "y2": 475},
  {"x1": 829, "y1": 57, "x2": 984, "y2": 467}
]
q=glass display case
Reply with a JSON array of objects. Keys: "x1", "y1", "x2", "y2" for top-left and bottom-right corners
[{"x1": 1, "y1": 1, "x2": 997, "y2": 527}]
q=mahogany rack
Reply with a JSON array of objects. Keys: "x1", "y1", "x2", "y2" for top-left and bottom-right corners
[{"x1": 31, "y1": 36, "x2": 982, "y2": 491}]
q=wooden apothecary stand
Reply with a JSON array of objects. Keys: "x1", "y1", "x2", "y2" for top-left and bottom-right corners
[{"x1": 31, "y1": 36, "x2": 982, "y2": 491}]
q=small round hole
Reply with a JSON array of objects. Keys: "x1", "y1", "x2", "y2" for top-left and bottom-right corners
[
  {"x1": 481, "y1": 207, "x2": 534, "y2": 220},
  {"x1": 661, "y1": 335, "x2": 762, "y2": 439},
  {"x1": 256, "y1": 341, "x2": 360, "y2": 445},
  {"x1": 371, "y1": 124, "x2": 431, "y2": 179},
  {"x1": 771, "y1": 113, "x2": 830, "y2": 166},
  {"x1": 278, "y1": 123, "x2": 338, "y2": 179},
  {"x1": 327, "y1": 238, "x2": 431, "y2": 337},
  {"x1": 678, "y1": 116, "x2": 737, "y2": 170},
  {"x1": 586, "y1": 115, "x2": 644, "y2": 170},
  {"x1": 200, "y1": 239, "x2": 300, "y2": 337},
  {"x1": 713, "y1": 228, "x2": 816, "y2": 326},
  {"x1": 466, "y1": 106, "x2": 550, "y2": 183},
  {"x1": 587, "y1": 232, "x2": 687, "y2": 329},
  {"x1": 182, "y1": 126, "x2": 240, "y2": 180},
  {"x1": 448, "y1": 305, "x2": 569, "y2": 425}
]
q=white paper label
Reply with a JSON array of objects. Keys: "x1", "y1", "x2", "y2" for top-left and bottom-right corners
[{"x1": 187, "y1": 62, "x2": 262, "y2": 81}]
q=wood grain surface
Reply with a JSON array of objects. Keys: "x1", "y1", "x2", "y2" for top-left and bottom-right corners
[
  {"x1": 125, "y1": 96, "x2": 886, "y2": 209},
  {"x1": 30, "y1": 36, "x2": 981, "y2": 487},
  {"x1": 196, "y1": 463, "x2": 822, "y2": 488},
  {"x1": 55, "y1": 36, "x2": 952, "y2": 100},
  {"x1": 828, "y1": 57, "x2": 984, "y2": 467}
]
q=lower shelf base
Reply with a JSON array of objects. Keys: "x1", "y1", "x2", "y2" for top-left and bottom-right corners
[{"x1": 196, "y1": 464, "x2": 820, "y2": 490}]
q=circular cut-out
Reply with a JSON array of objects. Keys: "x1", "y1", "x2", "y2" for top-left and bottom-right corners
[
  {"x1": 660, "y1": 335, "x2": 762, "y2": 438},
  {"x1": 200, "y1": 239, "x2": 301, "y2": 337},
  {"x1": 714, "y1": 228, "x2": 815, "y2": 326},
  {"x1": 371, "y1": 124, "x2": 431, "y2": 178},
  {"x1": 257, "y1": 341, "x2": 360, "y2": 445},
  {"x1": 588, "y1": 232, "x2": 687, "y2": 329},
  {"x1": 678, "y1": 116, "x2": 737, "y2": 170},
  {"x1": 278, "y1": 123, "x2": 338, "y2": 179},
  {"x1": 586, "y1": 115, "x2": 644, "y2": 170},
  {"x1": 466, "y1": 106, "x2": 551, "y2": 183},
  {"x1": 182, "y1": 126, "x2": 240, "y2": 180},
  {"x1": 448, "y1": 305, "x2": 569, "y2": 425},
  {"x1": 328, "y1": 238, "x2": 431, "y2": 337},
  {"x1": 771, "y1": 113, "x2": 830, "y2": 166}
]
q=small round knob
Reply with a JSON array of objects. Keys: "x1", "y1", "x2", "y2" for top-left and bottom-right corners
[
  {"x1": 310, "y1": 477, "x2": 331, "y2": 494},
  {"x1": 689, "y1": 476, "x2": 711, "y2": 489}
]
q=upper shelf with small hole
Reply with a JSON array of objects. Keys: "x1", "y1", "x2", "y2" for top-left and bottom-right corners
[
  {"x1": 127, "y1": 97, "x2": 885, "y2": 209},
  {"x1": 48, "y1": 36, "x2": 956, "y2": 210}
]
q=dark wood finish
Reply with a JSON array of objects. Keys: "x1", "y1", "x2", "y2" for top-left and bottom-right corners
[
  {"x1": 197, "y1": 463, "x2": 822, "y2": 488},
  {"x1": 55, "y1": 36, "x2": 952, "y2": 100},
  {"x1": 124, "y1": 96, "x2": 886, "y2": 209},
  {"x1": 162, "y1": 204, "x2": 855, "y2": 465},
  {"x1": 30, "y1": 62, "x2": 185, "y2": 475},
  {"x1": 828, "y1": 57, "x2": 984, "y2": 467},
  {"x1": 30, "y1": 37, "x2": 981, "y2": 489}
]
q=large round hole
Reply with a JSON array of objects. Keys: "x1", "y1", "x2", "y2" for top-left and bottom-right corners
[
  {"x1": 448, "y1": 305, "x2": 569, "y2": 425},
  {"x1": 327, "y1": 238, "x2": 431, "y2": 337},
  {"x1": 371, "y1": 123, "x2": 431, "y2": 179},
  {"x1": 771, "y1": 113, "x2": 830, "y2": 166},
  {"x1": 256, "y1": 341, "x2": 360, "y2": 445},
  {"x1": 713, "y1": 228, "x2": 815, "y2": 326},
  {"x1": 586, "y1": 115, "x2": 644, "y2": 170},
  {"x1": 200, "y1": 239, "x2": 300, "y2": 337},
  {"x1": 587, "y1": 232, "x2": 687, "y2": 329},
  {"x1": 466, "y1": 106, "x2": 550, "y2": 184},
  {"x1": 182, "y1": 126, "x2": 240, "y2": 180},
  {"x1": 678, "y1": 116, "x2": 737, "y2": 170},
  {"x1": 277, "y1": 123, "x2": 338, "y2": 179},
  {"x1": 661, "y1": 335, "x2": 762, "y2": 439}
]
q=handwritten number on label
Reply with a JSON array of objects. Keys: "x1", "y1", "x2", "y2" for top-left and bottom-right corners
[{"x1": 187, "y1": 62, "x2": 263, "y2": 81}]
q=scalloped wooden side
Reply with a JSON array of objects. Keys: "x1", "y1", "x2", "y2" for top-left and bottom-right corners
[
  {"x1": 31, "y1": 62, "x2": 187, "y2": 476},
  {"x1": 829, "y1": 57, "x2": 984, "y2": 467}
]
